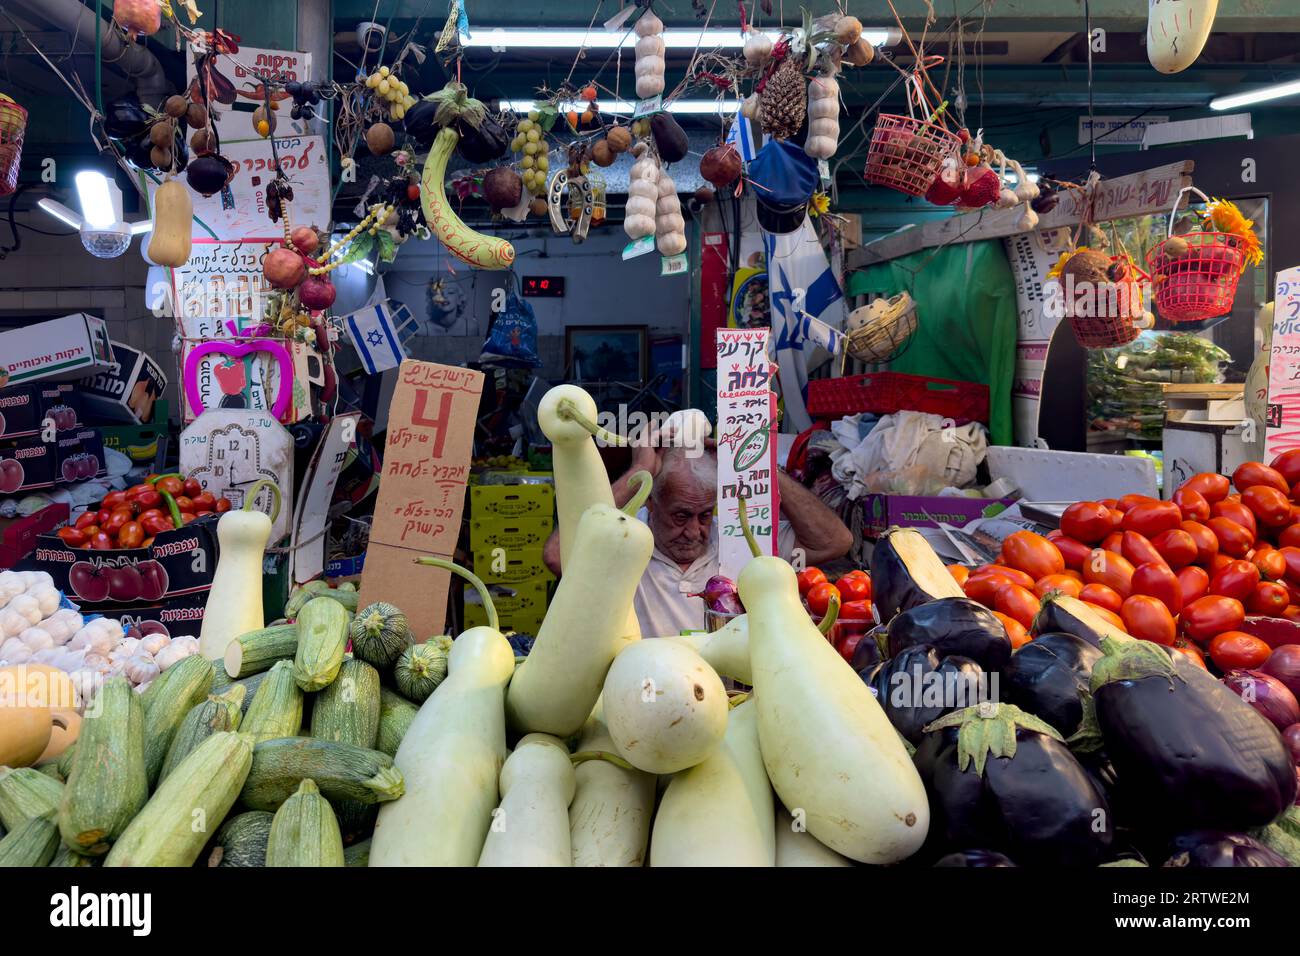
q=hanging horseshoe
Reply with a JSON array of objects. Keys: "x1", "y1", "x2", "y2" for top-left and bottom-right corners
[{"x1": 547, "y1": 170, "x2": 595, "y2": 243}]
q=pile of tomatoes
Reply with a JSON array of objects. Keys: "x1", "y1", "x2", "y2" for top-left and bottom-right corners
[
  {"x1": 797, "y1": 567, "x2": 874, "y2": 660},
  {"x1": 55, "y1": 473, "x2": 233, "y2": 552},
  {"x1": 957, "y1": 451, "x2": 1300, "y2": 673}
]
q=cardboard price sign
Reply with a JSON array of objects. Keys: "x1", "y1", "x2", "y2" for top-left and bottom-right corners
[
  {"x1": 1265, "y1": 266, "x2": 1300, "y2": 460},
  {"x1": 359, "y1": 361, "x2": 484, "y2": 634}
]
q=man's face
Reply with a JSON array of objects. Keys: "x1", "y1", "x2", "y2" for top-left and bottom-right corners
[{"x1": 647, "y1": 475, "x2": 715, "y2": 565}]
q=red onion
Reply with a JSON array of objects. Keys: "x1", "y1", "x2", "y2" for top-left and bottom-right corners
[
  {"x1": 1239, "y1": 615, "x2": 1300, "y2": 649},
  {"x1": 1262, "y1": 645, "x2": 1300, "y2": 699},
  {"x1": 694, "y1": 575, "x2": 744, "y2": 614},
  {"x1": 1222, "y1": 669, "x2": 1300, "y2": 731},
  {"x1": 1284, "y1": 724, "x2": 1300, "y2": 766}
]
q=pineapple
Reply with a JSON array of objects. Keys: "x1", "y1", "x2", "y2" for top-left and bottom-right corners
[{"x1": 759, "y1": 56, "x2": 807, "y2": 141}]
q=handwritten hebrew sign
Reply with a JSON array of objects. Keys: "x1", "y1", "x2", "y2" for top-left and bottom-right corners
[
  {"x1": 716, "y1": 328, "x2": 779, "y2": 579},
  {"x1": 359, "y1": 361, "x2": 484, "y2": 635},
  {"x1": 1265, "y1": 266, "x2": 1300, "y2": 460}
]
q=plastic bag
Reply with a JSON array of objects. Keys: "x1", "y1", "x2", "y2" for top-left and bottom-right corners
[{"x1": 480, "y1": 287, "x2": 541, "y2": 368}]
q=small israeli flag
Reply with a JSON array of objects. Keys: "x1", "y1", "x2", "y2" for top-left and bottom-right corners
[
  {"x1": 726, "y1": 114, "x2": 766, "y2": 164},
  {"x1": 343, "y1": 300, "x2": 411, "y2": 374}
]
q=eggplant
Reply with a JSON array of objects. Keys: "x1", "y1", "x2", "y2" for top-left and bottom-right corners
[
  {"x1": 933, "y1": 849, "x2": 1016, "y2": 867},
  {"x1": 870, "y1": 528, "x2": 965, "y2": 621},
  {"x1": 913, "y1": 702, "x2": 1114, "y2": 866},
  {"x1": 1002, "y1": 632, "x2": 1103, "y2": 738},
  {"x1": 887, "y1": 598, "x2": 1012, "y2": 672},
  {"x1": 874, "y1": 646, "x2": 986, "y2": 743},
  {"x1": 456, "y1": 115, "x2": 510, "y2": 163},
  {"x1": 650, "y1": 113, "x2": 690, "y2": 164},
  {"x1": 1163, "y1": 831, "x2": 1289, "y2": 868},
  {"x1": 1032, "y1": 593, "x2": 1129, "y2": 646},
  {"x1": 401, "y1": 100, "x2": 440, "y2": 148},
  {"x1": 1093, "y1": 637, "x2": 1298, "y2": 834},
  {"x1": 104, "y1": 94, "x2": 151, "y2": 140},
  {"x1": 850, "y1": 625, "x2": 887, "y2": 674}
]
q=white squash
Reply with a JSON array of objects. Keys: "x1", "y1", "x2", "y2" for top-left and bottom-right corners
[
  {"x1": 370, "y1": 624, "x2": 516, "y2": 866},
  {"x1": 624, "y1": 146, "x2": 659, "y2": 240},
  {"x1": 602, "y1": 638, "x2": 728, "y2": 774},
  {"x1": 668, "y1": 614, "x2": 752, "y2": 685},
  {"x1": 738, "y1": 555, "x2": 930, "y2": 864},
  {"x1": 804, "y1": 74, "x2": 840, "y2": 159},
  {"x1": 478, "y1": 734, "x2": 575, "y2": 867},
  {"x1": 506, "y1": 503, "x2": 654, "y2": 737},
  {"x1": 774, "y1": 807, "x2": 854, "y2": 866},
  {"x1": 570, "y1": 699, "x2": 656, "y2": 866},
  {"x1": 655, "y1": 171, "x2": 686, "y2": 256},
  {"x1": 199, "y1": 481, "x2": 279, "y2": 661},
  {"x1": 649, "y1": 698, "x2": 775, "y2": 866},
  {"x1": 634, "y1": 11, "x2": 665, "y2": 99}
]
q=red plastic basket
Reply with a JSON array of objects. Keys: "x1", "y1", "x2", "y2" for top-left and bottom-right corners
[
  {"x1": 1146, "y1": 231, "x2": 1245, "y2": 324},
  {"x1": 0, "y1": 97, "x2": 27, "y2": 198},
  {"x1": 806, "y1": 371, "x2": 989, "y2": 423},
  {"x1": 1065, "y1": 256, "x2": 1147, "y2": 349},
  {"x1": 864, "y1": 114, "x2": 961, "y2": 198}
]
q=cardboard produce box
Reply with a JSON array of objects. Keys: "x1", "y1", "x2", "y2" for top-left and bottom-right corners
[
  {"x1": 0, "y1": 502, "x2": 69, "y2": 569},
  {"x1": 0, "y1": 313, "x2": 114, "y2": 385},
  {"x1": 0, "y1": 383, "x2": 83, "y2": 441},
  {"x1": 90, "y1": 591, "x2": 208, "y2": 639},
  {"x1": 0, "y1": 435, "x2": 56, "y2": 492},
  {"x1": 860, "y1": 493, "x2": 1015, "y2": 538},
  {"x1": 80, "y1": 340, "x2": 168, "y2": 424}
]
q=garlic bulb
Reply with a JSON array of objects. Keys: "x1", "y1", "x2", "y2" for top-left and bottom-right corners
[
  {"x1": 655, "y1": 171, "x2": 686, "y2": 256},
  {"x1": 741, "y1": 94, "x2": 761, "y2": 120},
  {"x1": 140, "y1": 631, "x2": 171, "y2": 656},
  {"x1": 804, "y1": 75, "x2": 840, "y2": 159},
  {"x1": 0, "y1": 636, "x2": 26, "y2": 661},
  {"x1": 31, "y1": 585, "x2": 60, "y2": 619},
  {"x1": 19, "y1": 627, "x2": 54, "y2": 651},
  {"x1": 625, "y1": 146, "x2": 660, "y2": 240},
  {"x1": 634, "y1": 12, "x2": 665, "y2": 98},
  {"x1": 1016, "y1": 204, "x2": 1039, "y2": 232},
  {"x1": 123, "y1": 653, "x2": 161, "y2": 686},
  {"x1": 744, "y1": 29, "x2": 773, "y2": 66}
]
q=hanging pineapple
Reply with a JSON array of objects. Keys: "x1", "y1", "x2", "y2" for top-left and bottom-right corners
[{"x1": 760, "y1": 54, "x2": 807, "y2": 141}]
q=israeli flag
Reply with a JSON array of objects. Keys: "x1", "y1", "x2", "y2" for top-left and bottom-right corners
[
  {"x1": 343, "y1": 300, "x2": 411, "y2": 374},
  {"x1": 726, "y1": 114, "x2": 766, "y2": 164}
]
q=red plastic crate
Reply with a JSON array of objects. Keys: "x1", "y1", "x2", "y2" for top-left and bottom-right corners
[{"x1": 806, "y1": 372, "x2": 989, "y2": 423}]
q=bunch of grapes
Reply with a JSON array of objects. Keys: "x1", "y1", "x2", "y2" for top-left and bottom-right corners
[
  {"x1": 510, "y1": 110, "x2": 551, "y2": 195},
  {"x1": 364, "y1": 66, "x2": 417, "y2": 120}
]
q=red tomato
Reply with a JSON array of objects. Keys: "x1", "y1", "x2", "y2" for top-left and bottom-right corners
[
  {"x1": 1121, "y1": 531, "x2": 1166, "y2": 569},
  {"x1": 1130, "y1": 562, "x2": 1183, "y2": 615},
  {"x1": 89, "y1": 532, "x2": 113, "y2": 550},
  {"x1": 797, "y1": 568, "x2": 827, "y2": 596},
  {"x1": 1208, "y1": 517, "x2": 1254, "y2": 558},
  {"x1": 117, "y1": 521, "x2": 144, "y2": 549},
  {"x1": 1181, "y1": 595, "x2": 1246, "y2": 642},
  {"x1": 835, "y1": 575, "x2": 871, "y2": 603},
  {"x1": 1117, "y1": 493, "x2": 1158, "y2": 513},
  {"x1": 1080, "y1": 582, "x2": 1123, "y2": 614},
  {"x1": 1177, "y1": 565, "x2": 1210, "y2": 606},
  {"x1": 1212, "y1": 499, "x2": 1259, "y2": 539},
  {"x1": 1173, "y1": 641, "x2": 1209, "y2": 670},
  {"x1": 1250, "y1": 581, "x2": 1291, "y2": 617},
  {"x1": 947, "y1": 565, "x2": 971, "y2": 587},
  {"x1": 1183, "y1": 472, "x2": 1232, "y2": 503},
  {"x1": 56, "y1": 527, "x2": 86, "y2": 546},
  {"x1": 1121, "y1": 595, "x2": 1177, "y2": 646},
  {"x1": 1242, "y1": 485, "x2": 1293, "y2": 528},
  {"x1": 1206, "y1": 553, "x2": 1235, "y2": 575},
  {"x1": 1101, "y1": 531, "x2": 1125, "y2": 555},
  {"x1": 1172, "y1": 487, "x2": 1211, "y2": 522},
  {"x1": 193, "y1": 510, "x2": 214, "y2": 519},
  {"x1": 1280, "y1": 547, "x2": 1300, "y2": 585},
  {"x1": 125, "y1": 483, "x2": 154, "y2": 499},
  {"x1": 101, "y1": 490, "x2": 128, "y2": 510},
  {"x1": 156, "y1": 475, "x2": 184, "y2": 496},
  {"x1": 141, "y1": 537, "x2": 154, "y2": 549},
  {"x1": 96, "y1": 509, "x2": 111, "y2": 526},
  {"x1": 963, "y1": 574, "x2": 1003, "y2": 607},
  {"x1": 1208, "y1": 559, "x2": 1261, "y2": 602},
  {"x1": 1285, "y1": 606, "x2": 1300, "y2": 623},
  {"x1": 132, "y1": 490, "x2": 161, "y2": 511},
  {"x1": 847, "y1": 571, "x2": 872, "y2": 599},
  {"x1": 141, "y1": 514, "x2": 172, "y2": 536},
  {"x1": 102, "y1": 510, "x2": 130, "y2": 537},
  {"x1": 1208, "y1": 631, "x2": 1272, "y2": 671},
  {"x1": 1062, "y1": 569, "x2": 1084, "y2": 582},
  {"x1": 1106, "y1": 508, "x2": 1125, "y2": 531},
  {"x1": 1150, "y1": 529, "x2": 1197, "y2": 569},
  {"x1": 992, "y1": 611, "x2": 1031, "y2": 649},
  {"x1": 840, "y1": 599, "x2": 873, "y2": 620},
  {"x1": 180, "y1": 513, "x2": 196, "y2": 526},
  {"x1": 1060, "y1": 501, "x2": 1113, "y2": 544},
  {"x1": 995, "y1": 583, "x2": 1040, "y2": 630},
  {"x1": 1050, "y1": 534, "x2": 1093, "y2": 571},
  {"x1": 1180, "y1": 520, "x2": 1220, "y2": 565},
  {"x1": 1252, "y1": 546, "x2": 1287, "y2": 581},
  {"x1": 1034, "y1": 573, "x2": 1083, "y2": 600},
  {"x1": 1001, "y1": 531, "x2": 1065, "y2": 580},
  {"x1": 806, "y1": 582, "x2": 837, "y2": 616},
  {"x1": 1088, "y1": 604, "x2": 1128, "y2": 632},
  {"x1": 1278, "y1": 525, "x2": 1300, "y2": 550},
  {"x1": 974, "y1": 565, "x2": 1036, "y2": 591},
  {"x1": 172, "y1": 496, "x2": 195, "y2": 514},
  {"x1": 1123, "y1": 500, "x2": 1185, "y2": 539},
  {"x1": 1233, "y1": 462, "x2": 1290, "y2": 495},
  {"x1": 74, "y1": 510, "x2": 98, "y2": 531},
  {"x1": 78, "y1": 524, "x2": 100, "y2": 539},
  {"x1": 215, "y1": 498, "x2": 233, "y2": 513},
  {"x1": 1084, "y1": 549, "x2": 1135, "y2": 598},
  {"x1": 1271, "y1": 449, "x2": 1300, "y2": 487},
  {"x1": 183, "y1": 477, "x2": 203, "y2": 498},
  {"x1": 1099, "y1": 498, "x2": 1119, "y2": 510}
]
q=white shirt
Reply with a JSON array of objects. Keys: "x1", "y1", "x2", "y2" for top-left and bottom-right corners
[{"x1": 632, "y1": 512, "x2": 797, "y2": 638}]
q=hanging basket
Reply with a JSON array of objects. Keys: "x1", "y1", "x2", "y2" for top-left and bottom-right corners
[
  {"x1": 1146, "y1": 186, "x2": 1247, "y2": 324},
  {"x1": 0, "y1": 96, "x2": 27, "y2": 198},
  {"x1": 1061, "y1": 252, "x2": 1147, "y2": 349},
  {"x1": 844, "y1": 292, "x2": 918, "y2": 364},
  {"x1": 864, "y1": 114, "x2": 961, "y2": 198}
]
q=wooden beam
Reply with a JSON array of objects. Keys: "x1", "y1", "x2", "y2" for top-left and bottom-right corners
[{"x1": 846, "y1": 160, "x2": 1195, "y2": 270}]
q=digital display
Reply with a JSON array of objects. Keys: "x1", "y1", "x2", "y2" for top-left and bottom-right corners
[{"x1": 521, "y1": 276, "x2": 565, "y2": 298}]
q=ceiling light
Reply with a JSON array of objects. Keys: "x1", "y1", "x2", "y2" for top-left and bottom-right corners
[
  {"x1": 75, "y1": 171, "x2": 120, "y2": 229},
  {"x1": 1210, "y1": 79, "x2": 1300, "y2": 111},
  {"x1": 130, "y1": 221, "x2": 153, "y2": 235},
  {"x1": 468, "y1": 27, "x2": 897, "y2": 50},
  {"x1": 39, "y1": 171, "x2": 147, "y2": 259},
  {"x1": 502, "y1": 98, "x2": 737, "y2": 115},
  {"x1": 37, "y1": 198, "x2": 83, "y2": 229}
]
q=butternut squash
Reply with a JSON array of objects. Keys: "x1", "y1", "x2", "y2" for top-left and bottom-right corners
[{"x1": 146, "y1": 176, "x2": 194, "y2": 268}]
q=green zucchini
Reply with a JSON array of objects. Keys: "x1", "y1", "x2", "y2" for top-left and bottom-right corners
[
  {"x1": 293, "y1": 597, "x2": 350, "y2": 692},
  {"x1": 349, "y1": 602, "x2": 411, "y2": 669},
  {"x1": 393, "y1": 637, "x2": 450, "y2": 703},
  {"x1": 312, "y1": 659, "x2": 381, "y2": 748},
  {"x1": 104, "y1": 731, "x2": 254, "y2": 867},
  {"x1": 0, "y1": 811, "x2": 60, "y2": 867},
  {"x1": 206, "y1": 810, "x2": 274, "y2": 867},
  {"x1": 56, "y1": 740, "x2": 78, "y2": 779},
  {"x1": 58, "y1": 677, "x2": 148, "y2": 856},
  {"x1": 242, "y1": 661, "x2": 304, "y2": 742},
  {"x1": 343, "y1": 837, "x2": 370, "y2": 867},
  {"x1": 239, "y1": 737, "x2": 404, "y2": 812},
  {"x1": 142, "y1": 654, "x2": 215, "y2": 786},
  {"x1": 284, "y1": 580, "x2": 332, "y2": 619},
  {"x1": 225, "y1": 624, "x2": 300, "y2": 679},
  {"x1": 37, "y1": 763, "x2": 64, "y2": 783},
  {"x1": 376, "y1": 688, "x2": 419, "y2": 758},
  {"x1": 266, "y1": 779, "x2": 345, "y2": 867},
  {"x1": 158, "y1": 686, "x2": 246, "y2": 783},
  {"x1": 0, "y1": 766, "x2": 63, "y2": 830},
  {"x1": 50, "y1": 843, "x2": 99, "y2": 867},
  {"x1": 1252, "y1": 823, "x2": 1300, "y2": 865}
]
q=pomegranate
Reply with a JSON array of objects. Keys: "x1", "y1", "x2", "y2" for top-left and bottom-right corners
[
  {"x1": 264, "y1": 247, "x2": 306, "y2": 289},
  {"x1": 299, "y1": 275, "x2": 336, "y2": 311},
  {"x1": 290, "y1": 226, "x2": 320, "y2": 256}
]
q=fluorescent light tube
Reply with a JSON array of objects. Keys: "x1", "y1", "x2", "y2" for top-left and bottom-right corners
[
  {"x1": 37, "y1": 198, "x2": 83, "y2": 229},
  {"x1": 130, "y1": 221, "x2": 154, "y2": 235},
  {"x1": 354, "y1": 258, "x2": 375, "y2": 275},
  {"x1": 502, "y1": 99, "x2": 737, "y2": 115},
  {"x1": 1211, "y1": 79, "x2": 1300, "y2": 111},
  {"x1": 75, "y1": 171, "x2": 119, "y2": 229},
  {"x1": 466, "y1": 27, "x2": 895, "y2": 50}
]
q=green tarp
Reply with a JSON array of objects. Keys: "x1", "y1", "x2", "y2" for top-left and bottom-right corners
[{"x1": 845, "y1": 239, "x2": 1018, "y2": 446}]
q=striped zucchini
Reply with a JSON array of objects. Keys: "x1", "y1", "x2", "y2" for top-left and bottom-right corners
[
  {"x1": 50, "y1": 843, "x2": 99, "y2": 867},
  {"x1": 56, "y1": 740, "x2": 78, "y2": 779},
  {"x1": 312, "y1": 659, "x2": 381, "y2": 748},
  {"x1": 0, "y1": 811, "x2": 60, "y2": 867},
  {"x1": 293, "y1": 597, "x2": 350, "y2": 692},
  {"x1": 225, "y1": 624, "x2": 300, "y2": 679},
  {"x1": 349, "y1": 602, "x2": 410, "y2": 669},
  {"x1": 242, "y1": 661, "x2": 304, "y2": 742},
  {"x1": 142, "y1": 654, "x2": 215, "y2": 786},
  {"x1": 37, "y1": 763, "x2": 64, "y2": 782},
  {"x1": 376, "y1": 689, "x2": 418, "y2": 758},
  {"x1": 58, "y1": 677, "x2": 148, "y2": 856},
  {"x1": 239, "y1": 737, "x2": 404, "y2": 812},
  {"x1": 284, "y1": 580, "x2": 332, "y2": 619},
  {"x1": 206, "y1": 810, "x2": 274, "y2": 867},
  {"x1": 0, "y1": 766, "x2": 63, "y2": 830},
  {"x1": 210, "y1": 668, "x2": 269, "y2": 711},
  {"x1": 158, "y1": 686, "x2": 246, "y2": 783},
  {"x1": 266, "y1": 779, "x2": 345, "y2": 867},
  {"x1": 104, "y1": 731, "x2": 254, "y2": 867},
  {"x1": 343, "y1": 838, "x2": 370, "y2": 867}
]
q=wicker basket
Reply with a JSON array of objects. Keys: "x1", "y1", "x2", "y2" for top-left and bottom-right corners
[
  {"x1": 844, "y1": 293, "x2": 918, "y2": 364},
  {"x1": 0, "y1": 97, "x2": 27, "y2": 198},
  {"x1": 864, "y1": 114, "x2": 961, "y2": 198}
]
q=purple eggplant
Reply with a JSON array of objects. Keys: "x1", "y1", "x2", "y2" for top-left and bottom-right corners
[
  {"x1": 887, "y1": 598, "x2": 1012, "y2": 672},
  {"x1": 1163, "y1": 831, "x2": 1290, "y2": 868},
  {"x1": 933, "y1": 849, "x2": 1017, "y2": 867},
  {"x1": 873, "y1": 645, "x2": 987, "y2": 744},
  {"x1": 1002, "y1": 632, "x2": 1103, "y2": 739}
]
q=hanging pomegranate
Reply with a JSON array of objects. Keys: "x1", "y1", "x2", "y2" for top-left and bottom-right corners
[
  {"x1": 114, "y1": 0, "x2": 162, "y2": 39},
  {"x1": 699, "y1": 144, "x2": 742, "y2": 189},
  {"x1": 299, "y1": 275, "x2": 337, "y2": 311},
  {"x1": 263, "y1": 247, "x2": 306, "y2": 289}
]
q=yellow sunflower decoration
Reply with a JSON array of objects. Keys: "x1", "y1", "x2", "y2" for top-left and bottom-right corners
[
  {"x1": 1202, "y1": 198, "x2": 1264, "y2": 270},
  {"x1": 809, "y1": 192, "x2": 831, "y2": 218},
  {"x1": 1047, "y1": 248, "x2": 1089, "y2": 280}
]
